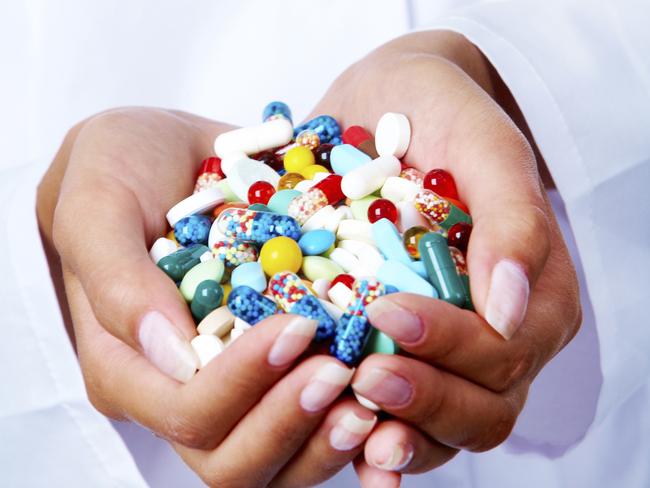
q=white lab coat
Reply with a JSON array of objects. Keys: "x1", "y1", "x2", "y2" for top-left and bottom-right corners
[{"x1": 0, "y1": 1, "x2": 648, "y2": 486}]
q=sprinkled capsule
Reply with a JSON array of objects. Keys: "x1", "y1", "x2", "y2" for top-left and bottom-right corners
[
  {"x1": 262, "y1": 101, "x2": 292, "y2": 123},
  {"x1": 399, "y1": 167, "x2": 424, "y2": 186},
  {"x1": 174, "y1": 215, "x2": 212, "y2": 247},
  {"x1": 269, "y1": 272, "x2": 336, "y2": 341},
  {"x1": 330, "y1": 278, "x2": 385, "y2": 366},
  {"x1": 212, "y1": 238, "x2": 258, "y2": 268},
  {"x1": 294, "y1": 115, "x2": 341, "y2": 145},
  {"x1": 227, "y1": 285, "x2": 280, "y2": 325},
  {"x1": 295, "y1": 129, "x2": 321, "y2": 150},
  {"x1": 414, "y1": 189, "x2": 472, "y2": 231},
  {"x1": 287, "y1": 174, "x2": 345, "y2": 225},
  {"x1": 216, "y1": 208, "x2": 302, "y2": 245},
  {"x1": 194, "y1": 157, "x2": 224, "y2": 193}
]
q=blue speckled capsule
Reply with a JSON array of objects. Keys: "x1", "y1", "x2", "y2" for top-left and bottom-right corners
[
  {"x1": 262, "y1": 101, "x2": 292, "y2": 123},
  {"x1": 329, "y1": 278, "x2": 386, "y2": 366},
  {"x1": 293, "y1": 115, "x2": 341, "y2": 144},
  {"x1": 174, "y1": 215, "x2": 212, "y2": 247},
  {"x1": 227, "y1": 285, "x2": 281, "y2": 325},
  {"x1": 216, "y1": 208, "x2": 301, "y2": 245}
]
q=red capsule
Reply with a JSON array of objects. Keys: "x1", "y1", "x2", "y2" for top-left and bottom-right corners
[
  {"x1": 331, "y1": 273, "x2": 355, "y2": 290},
  {"x1": 343, "y1": 126, "x2": 372, "y2": 146},
  {"x1": 198, "y1": 157, "x2": 224, "y2": 178},
  {"x1": 367, "y1": 198, "x2": 398, "y2": 224},
  {"x1": 423, "y1": 169, "x2": 459, "y2": 200},
  {"x1": 447, "y1": 222, "x2": 472, "y2": 253},
  {"x1": 247, "y1": 180, "x2": 276, "y2": 205}
]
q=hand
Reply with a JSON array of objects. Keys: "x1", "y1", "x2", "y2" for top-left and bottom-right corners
[
  {"x1": 37, "y1": 108, "x2": 377, "y2": 487},
  {"x1": 310, "y1": 31, "x2": 582, "y2": 485}
]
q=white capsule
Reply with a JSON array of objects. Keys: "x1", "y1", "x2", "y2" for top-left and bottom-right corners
[
  {"x1": 319, "y1": 298, "x2": 344, "y2": 321},
  {"x1": 338, "y1": 240, "x2": 385, "y2": 274},
  {"x1": 234, "y1": 317, "x2": 253, "y2": 331},
  {"x1": 396, "y1": 200, "x2": 430, "y2": 233},
  {"x1": 149, "y1": 237, "x2": 178, "y2": 264},
  {"x1": 226, "y1": 157, "x2": 280, "y2": 203},
  {"x1": 336, "y1": 219, "x2": 374, "y2": 244},
  {"x1": 302, "y1": 205, "x2": 336, "y2": 232},
  {"x1": 294, "y1": 179, "x2": 318, "y2": 192},
  {"x1": 329, "y1": 247, "x2": 362, "y2": 273},
  {"x1": 354, "y1": 391, "x2": 381, "y2": 412},
  {"x1": 380, "y1": 176, "x2": 420, "y2": 203},
  {"x1": 199, "y1": 251, "x2": 215, "y2": 263},
  {"x1": 327, "y1": 282, "x2": 353, "y2": 310},
  {"x1": 166, "y1": 188, "x2": 225, "y2": 227},
  {"x1": 341, "y1": 155, "x2": 401, "y2": 200},
  {"x1": 197, "y1": 306, "x2": 235, "y2": 337},
  {"x1": 191, "y1": 335, "x2": 225, "y2": 369},
  {"x1": 323, "y1": 206, "x2": 351, "y2": 234},
  {"x1": 214, "y1": 118, "x2": 294, "y2": 158},
  {"x1": 375, "y1": 112, "x2": 411, "y2": 158},
  {"x1": 229, "y1": 327, "x2": 246, "y2": 345}
]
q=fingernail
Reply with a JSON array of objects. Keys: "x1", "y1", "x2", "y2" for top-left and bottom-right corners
[
  {"x1": 300, "y1": 363, "x2": 354, "y2": 412},
  {"x1": 138, "y1": 311, "x2": 198, "y2": 383},
  {"x1": 268, "y1": 317, "x2": 317, "y2": 367},
  {"x1": 372, "y1": 442, "x2": 414, "y2": 471},
  {"x1": 329, "y1": 411, "x2": 377, "y2": 451},
  {"x1": 484, "y1": 259, "x2": 529, "y2": 340},
  {"x1": 366, "y1": 299, "x2": 423, "y2": 343},
  {"x1": 352, "y1": 368, "x2": 412, "y2": 407}
]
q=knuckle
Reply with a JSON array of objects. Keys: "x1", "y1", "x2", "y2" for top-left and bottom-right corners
[
  {"x1": 469, "y1": 409, "x2": 517, "y2": 452},
  {"x1": 161, "y1": 411, "x2": 210, "y2": 449},
  {"x1": 493, "y1": 348, "x2": 536, "y2": 392}
]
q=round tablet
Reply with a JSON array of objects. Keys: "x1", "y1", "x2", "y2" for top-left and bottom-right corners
[
  {"x1": 227, "y1": 157, "x2": 281, "y2": 203},
  {"x1": 375, "y1": 112, "x2": 411, "y2": 158},
  {"x1": 166, "y1": 188, "x2": 225, "y2": 227}
]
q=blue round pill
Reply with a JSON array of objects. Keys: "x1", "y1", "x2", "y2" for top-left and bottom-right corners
[
  {"x1": 298, "y1": 229, "x2": 335, "y2": 256},
  {"x1": 231, "y1": 261, "x2": 267, "y2": 293}
]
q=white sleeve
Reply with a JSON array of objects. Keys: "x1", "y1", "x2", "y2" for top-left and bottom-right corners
[{"x1": 421, "y1": 0, "x2": 650, "y2": 441}]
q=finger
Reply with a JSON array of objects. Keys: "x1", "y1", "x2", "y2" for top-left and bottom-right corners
[
  {"x1": 270, "y1": 398, "x2": 376, "y2": 487},
  {"x1": 354, "y1": 456, "x2": 401, "y2": 488},
  {"x1": 363, "y1": 420, "x2": 458, "y2": 474},
  {"x1": 352, "y1": 355, "x2": 527, "y2": 452},
  {"x1": 174, "y1": 356, "x2": 356, "y2": 487}
]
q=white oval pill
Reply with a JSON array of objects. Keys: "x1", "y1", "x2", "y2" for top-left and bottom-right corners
[
  {"x1": 302, "y1": 205, "x2": 336, "y2": 232},
  {"x1": 227, "y1": 157, "x2": 280, "y2": 203},
  {"x1": 149, "y1": 237, "x2": 178, "y2": 264},
  {"x1": 166, "y1": 188, "x2": 225, "y2": 227},
  {"x1": 375, "y1": 112, "x2": 411, "y2": 158},
  {"x1": 336, "y1": 219, "x2": 374, "y2": 244},
  {"x1": 380, "y1": 176, "x2": 420, "y2": 203},
  {"x1": 197, "y1": 306, "x2": 235, "y2": 337},
  {"x1": 329, "y1": 247, "x2": 362, "y2": 272},
  {"x1": 214, "y1": 118, "x2": 293, "y2": 158},
  {"x1": 191, "y1": 335, "x2": 225, "y2": 369},
  {"x1": 341, "y1": 155, "x2": 401, "y2": 200}
]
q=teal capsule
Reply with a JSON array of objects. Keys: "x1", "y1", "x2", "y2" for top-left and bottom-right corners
[
  {"x1": 190, "y1": 279, "x2": 224, "y2": 322},
  {"x1": 418, "y1": 233, "x2": 465, "y2": 307},
  {"x1": 362, "y1": 328, "x2": 399, "y2": 356},
  {"x1": 158, "y1": 244, "x2": 209, "y2": 282},
  {"x1": 248, "y1": 203, "x2": 272, "y2": 212}
]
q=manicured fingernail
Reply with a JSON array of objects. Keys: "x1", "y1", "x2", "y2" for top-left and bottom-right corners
[
  {"x1": 329, "y1": 411, "x2": 377, "y2": 451},
  {"x1": 352, "y1": 368, "x2": 412, "y2": 407},
  {"x1": 484, "y1": 259, "x2": 529, "y2": 340},
  {"x1": 371, "y1": 442, "x2": 414, "y2": 471},
  {"x1": 268, "y1": 317, "x2": 317, "y2": 367},
  {"x1": 366, "y1": 299, "x2": 423, "y2": 343},
  {"x1": 300, "y1": 363, "x2": 354, "y2": 412},
  {"x1": 138, "y1": 311, "x2": 198, "y2": 383}
]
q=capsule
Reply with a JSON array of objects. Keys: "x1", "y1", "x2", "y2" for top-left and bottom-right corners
[
  {"x1": 342, "y1": 125, "x2": 379, "y2": 159},
  {"x1": 330, "y1": 278, "x2": 385, "y2": 366},
  {"x1": 293, "y1": 115, "x2": 341, "y2": 144},
  {"x1": 213, "y1": 118, "x2": 293, "y2": 158},
  {"x1": 269, "y1": 272, "x2": 336, "y2": 341},
  {"x1": 262, "y1": 101, "x2": 292, "y2": 123},
  {"x1": 158, "y1": 244, "x2": 209, "y2": 282},
  {"x1": 216, "y1": 208, "x2": 301, "y2": 245},
  {"x1": 341, "y1": 155, "x2": 401, "y2": 200},
  {"x1": 418, "y1": 232, "x2": 465, "y2": 307},
  {"x1": 227, "y1": 285, "x2": 280, "y2": 325},
  {"x1": 287, "y1": 174, "x2": 345, "y2": 225},
  {"x1": 413, "y1": 189, "x2": 472, "y2": 230},
  {"x1": 212, "y1": 238, "x2": 258, "y2": 268},
  {"x1": 191, "y1": 280, "x2": 224, "y2": 322},
  {"x1": 449, "y1": 246, "x2": 473, "y2": 310}
]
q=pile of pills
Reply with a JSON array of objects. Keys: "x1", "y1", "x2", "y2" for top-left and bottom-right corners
[{"x1": 150, "y1": 102, "x2": 473, "y2": 378}]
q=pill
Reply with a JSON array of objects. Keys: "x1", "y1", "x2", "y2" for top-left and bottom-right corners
[
  {"x1": 269, "y1": 272, "x2": 337, "y2": 341},
  {"x1": 338, "y1": 239, "x2": 385, "y2": 274},
  {"x1": 284, "y1": 145, "x2": 316, "y2": 173},
  {"x1": 293, "y1": 115, "x2": 341, "y2": 144},
  {"x1": 330, "y1": 278, "x2": 385, "y2": 366},
  {"x1": 166, "y1": 188, "x2": 225, "y2": 227},
  {"x1": 278, "y1": 172, "x2": 304, "y2": 190},
  {"x1": 234, "y1": 317, "x2": 253, "y2": 330},
  {"x1": 396, "y1": 201, "x2": 431, "y2": 233},
  {"x1": 288, "y1": 174, "x2": 345, "y2": 225},
  {"x1": 423, "y1": 168, "x2": 459, "y2": 200},
  {"x1": 216, "y1": 208, "x2": 301, "y2": 245},
  {"x1": 341, "y1": 155, "x2": 401, "y2": 199},
  {"x1": 377, "y1": 260, "x2": 437, "y2": 297},
  {"x1": 262, "y1": 101, "x2": 292, "y2": 123},
  {"x1": 227, "y1": 285, "x2": 280, "y2": 325},
  {"x1": 298, "y1": 229, "x2": 336, "y2": 256},
  {"x1": 199, "y1": 251, "x2": 215, "y2": 263},
  {"x1": 293, "y1": 179, "x2": 318, "y2": 193},
  {"x1": 295, "y1": 129, "x2": 321, "y2": 150},
  {"x1": 323, "y1": 206, "x2": 350, "y2": 234},
  {"x1": 311, "y1": 278, "x2": 331, "y2": 299},
  {"x1": 158, "y1": 244, "x2": 210, "y2": 282},
  {"x1": 337, "y1": 219, "x2": 374, "y2": 244},
  {"x1": 400, "y1": 167, "x2": 424, "y2": 186},
  {"x1": 226, "y1": 157, "x2": 281, "y2": 203},
  {"x1": 174, "y1": 215, "x2": 212, "y2": 247},
  {"x1": 214, "y1": 118, "x2": 293, "y2": 158},
  {"x1": 259, "y1": 236, "x2": 303, "y2": 276},
  {"x1": 267, "y1": 189, "x2": 301, "y2": 215},
  {"x1": 447, "y1": 222, "x2": 472, "y2": 254},
  {"x1": 342, "y1": 125, "x2": 379, "y2": 159},
  {"x1": 231, "y1": 261, "x2": 267, "y2": 293},
  {"x1": 380, "y1": 176, "x2": 420, "y2": 203},
  {"x1": 319, "y1": 298, "x2": 344, "y2": 321},
  {"x1": 247, "y1": 180, "x2": 276, "y2": 205},
  {"x1": 180, "y1": 258, "x2": 225, "y2": 301},
  {"x1": 418, "y1": 232, "x2": 466, "y2": 307},
  {"x1": 402, "y1": 226, "x2": 428, "y2": 259},
  {"x1": 191, "y1": 280, "x2": 225, "y2": 322},
  {"x1": 367, "y1": 198, "x2": 398, "y2": 224},
  {"x1": 301, "y1": 204, "x2": 336, "y2": 232},
  {"x1": 371, "y1": 218, "x2": 412, "y2": 266},
  {"x1": 354, "y1": 392, "x2": 381, "y2": 412},
  {"x1": 350, "y1": 196, "x2": 379, "y2": 222},
  {"x1": 300, "y1": 164, "x2": 329, "y2": 180},
  {"x1": 414, "y1": 189, "x2": 472, "y2": 230},
  {"x1": 214, "y1": 178, "x2": 239, "y2": 202},
  {"x1": 363, "y1": 328, "x2": 399, "y2": 355},
  {"x1": 194, "y1": 160, "x2": 223, "y2": 194},
  {"x1": 212, "y1": 237, "x2": 258, "y2": 268},
  {"x1": 191, "y1": 334, "x2": 225, "y2": 369},
  {"x1": 329, "y1": 247, "x2": 362, "y2": 273},
  {"x1": 375, "y1": 112, "x2": 411, "y2": 158},
  {"x1": 228, "y1": 327, "x2": 246, "y2": 345},
  {"x1": 449, "y1": 246, "x2": 473, "y2": 310},
  {"x1": 149, "y1": 237, "x2": 178, "y2": 264},
  {"x1": 301, "y1": 256, "x2": 344, "y2": 282},
  {"x1": 197, "y1": 305, "x2": 235, "y2": 337},
  {"x1": 330, "y1": 144, "x2": 372, "y2": 175}
]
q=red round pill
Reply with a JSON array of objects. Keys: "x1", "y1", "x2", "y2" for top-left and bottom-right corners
[
  {"x1": 331, "y1": 273, "x2": 355, "y2": 290},
  {"x1": 198, "y1": 157, "x2": 224, "y2": 178},
  {"x1": 447, "y1": 222, "x2": 472, "y2": 253},
  {"x1": 367, "y1": 198, "x2": 398, "y2": 224},
  {"x1": 247, "y1": 181, "x2": 276, "y2": 205},
  {"x1": 423, "y1": 169, "x2": 459, "y2": 200}
]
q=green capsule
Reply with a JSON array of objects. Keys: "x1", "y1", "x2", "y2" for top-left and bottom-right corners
[
  {"x1": 418, "y1": 233, "x2": 465, "y2": 307},
  {"x1": 460, "y1": 274, "x2": 474, "y2": 310},
  {"x1": 362, "y1": 328, "x2": 399, "y2": 356},
  {"x1": 191, "y1": 280, "x2": 224, "y2": 322},
  {"x1": 157, "y1": 244, "x2": 210, "y2": 282}
]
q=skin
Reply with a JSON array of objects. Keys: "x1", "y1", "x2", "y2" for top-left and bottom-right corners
[{"x1": 37, "y1": 31, "x2": 581, "y2": 487}]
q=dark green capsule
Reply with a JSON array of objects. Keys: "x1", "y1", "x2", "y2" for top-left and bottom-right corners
[
  {"x1": 418, "y1": 232, "x2": 465, "y2": 307},
  {"x1": 190, "y1": 279, "x2": 224, "y2": 322},
  {"x1": 460, "y1": 274, "x2": 474, "y2": 311},
  {"x1": 157, "y1": 244, "x2": 209, "y2": 282},
  {"x1": 442, "y1": 204, "x2": 472, "y2": 230}
]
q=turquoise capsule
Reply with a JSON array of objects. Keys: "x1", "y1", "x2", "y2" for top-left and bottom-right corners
[
  {"x1": 158, "y1": 244, "x2": 209, "y2": 282},
  {"x1": 418, "y1": 232, "x2": 465, "y2": 307},
  {"x1": 190, "y1": 279, "x2": 224, "y2": 322}
]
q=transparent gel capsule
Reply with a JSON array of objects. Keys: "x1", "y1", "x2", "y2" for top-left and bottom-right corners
[{"x1": 216, "y1": 208, "x2": 302, "y2": 245}]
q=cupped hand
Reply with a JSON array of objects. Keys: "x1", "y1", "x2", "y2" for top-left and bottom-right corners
[
  {"x1": 309, "y1": 31, "x2": 582, "y2": 485},
  {"x1": 37, "y1": 108, "x2": 376, "y2": 487}
]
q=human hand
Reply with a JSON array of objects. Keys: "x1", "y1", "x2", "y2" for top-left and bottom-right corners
[
  {"x1": 309, "y1": 31, "x2": 582, "y2": 485},
  {"x1": 37, "y1": 108, "x2": 377, "y2": 487}
]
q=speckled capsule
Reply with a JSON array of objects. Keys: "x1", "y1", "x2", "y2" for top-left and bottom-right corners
[
  {"x1": 212, "y1": 238, "x2": 258, "y2": 268},
  {"x1": 413, "y1": 189, "x2": 472, "y2": 230},
  {"x1": 227, "y1": 285, "x2": 280, "y2": 325},
  {"x1": 262, "y1": 101, "x2": 292, "y2": 123},
  {"x1": 174, "y1": 215, "x2": 212, "y2": 247},
  {"x1": 216, "y1": 208, "x2": 302, "y2": 245},
  {"x1": 293, "y1": 115, "x2": 341, "y2": 145}
]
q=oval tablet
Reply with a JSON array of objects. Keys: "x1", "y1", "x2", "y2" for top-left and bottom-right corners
[
  {"x1": 375, "y1": 112, "x2": 411, "y2": 158},
  {"x1": 298, "y1": 229, "x2": 336, "y2": 256}
]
